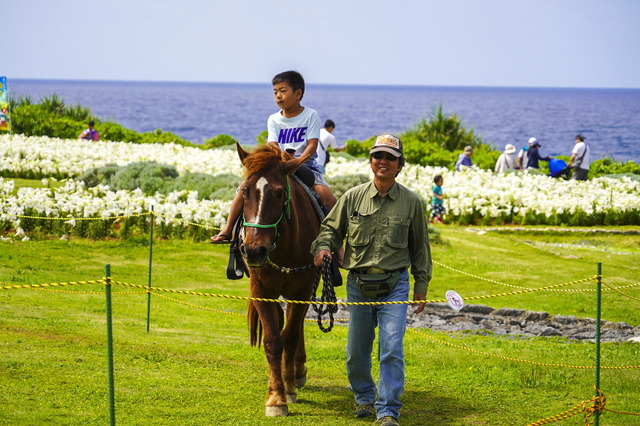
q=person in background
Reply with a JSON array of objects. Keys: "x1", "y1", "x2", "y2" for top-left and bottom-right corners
[
  {"x1": 78, "y1": 120, "x2": 99, "y2": 141},
  {"x1": 517, "y1": 140, "x2": 530, "y2": 170},
  {"x1": 317, "y1": 119, "x2": 346, "y2": 174},
  {"x1": 568, "y1": 134, "x2": 591, "y2": 180},
  {"x1": 526, "y1": 137, "x2": 552, "y2": 169},
  {"x1": 212, "y1": 70, "x2": 338, "y2": 244},
  {"x1": 494, "y1": 144, "x2": 518, "y2": 173},
  {"x1": 311, "y1": 134, "x2": 431, "y2": 426},
  {"x1": 430, "y1": 175, "x2": 445, "y2": 223},
  {"x1": 455, "y1": 145, "x2": 474, "y2": 171}
]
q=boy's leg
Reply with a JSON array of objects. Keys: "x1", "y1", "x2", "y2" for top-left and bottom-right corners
[
  {"x1": 312, "y1": 174, "x2": 343, "y2": 268},
  {"x1": 313, "y1": 184, "x2": 337, "y2": 210},
  {"x1": 211, "y1": 189, "x2": 244, "y2": 243}
]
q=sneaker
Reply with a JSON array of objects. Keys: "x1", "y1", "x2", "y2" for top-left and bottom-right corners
[
  {"x1": 354, "y1": 403, "x2": 375, "y2": 418},
  {"x1": 377, "y1": 416, "x2": 399, "y2": 426}
]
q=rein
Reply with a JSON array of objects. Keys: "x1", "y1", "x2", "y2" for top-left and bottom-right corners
[{"x1": 310, "y1": 254, "x2": 338, "y2": 332}]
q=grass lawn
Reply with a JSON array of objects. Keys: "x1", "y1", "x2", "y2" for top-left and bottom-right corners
[
  {"x1": 1, "y1": 226, "x2": 639, "y2": 425},
  {"x1": 7, "y1": 178, "x2": 65, "y2": 193}
]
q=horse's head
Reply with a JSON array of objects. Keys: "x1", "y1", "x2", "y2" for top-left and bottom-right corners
[{"x1": 236, "y1": 143, "x2": 309, "y2": 268}]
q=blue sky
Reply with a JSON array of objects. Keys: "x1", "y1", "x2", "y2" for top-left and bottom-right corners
[{"x1": 5, "y1": 0, "x2": 640, "y2": 88}]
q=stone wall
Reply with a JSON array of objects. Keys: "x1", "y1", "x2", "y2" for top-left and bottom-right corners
[{"x1": 307, "y1": 301, "x2": 640, "y2": 343}]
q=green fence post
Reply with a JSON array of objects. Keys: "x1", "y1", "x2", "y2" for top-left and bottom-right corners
[
  {"x1": 594, "y1": 262, "x2": 602, "y2": 426},
  {"x1": 105, "y1": 264, "x2": 116, "y2": 426},
  {"x1": 146, "y1": 206, "x2": 154, "y2": 333}
]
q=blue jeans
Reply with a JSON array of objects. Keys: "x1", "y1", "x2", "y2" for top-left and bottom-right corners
[{"x1": 346, "y1": 270, "x2": 409, "y2": 420}]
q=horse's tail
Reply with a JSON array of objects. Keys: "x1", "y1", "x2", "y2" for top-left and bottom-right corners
[
  {"x1": 248, "y1": 300, "x2": 285, "y2": 347},
  {"x1": 248, "y1": 301, "x2": 263, "y2": 347}
]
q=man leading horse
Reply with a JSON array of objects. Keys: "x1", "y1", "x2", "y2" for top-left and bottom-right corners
[{"x1": 311, "y1": 134, "x2": 432, "y2": 426}]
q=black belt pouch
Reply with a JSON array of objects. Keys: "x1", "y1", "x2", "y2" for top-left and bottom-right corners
[{"x1": 355, "y1": 272, "x2": 400, "y2": 298}]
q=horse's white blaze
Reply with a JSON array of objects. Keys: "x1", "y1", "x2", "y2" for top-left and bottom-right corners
[{"x1": 254, "y1": 177, "x2": 269, "y2": 224}]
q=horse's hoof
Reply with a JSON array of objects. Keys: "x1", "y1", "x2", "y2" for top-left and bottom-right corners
[
  {"x1": 286, "y1": 393, "x2": 297, "y2": 403},
  {"x1": 265, "y1": 405, "x2": 288, "y2": 417},
  {"x1": 296, "y1": 373, "x2": 307, "y2": 388}
]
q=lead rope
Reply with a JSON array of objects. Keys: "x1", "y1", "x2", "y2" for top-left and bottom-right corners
[{"x1": 311, "y1": 254, "x2": 338, "y2": 332}]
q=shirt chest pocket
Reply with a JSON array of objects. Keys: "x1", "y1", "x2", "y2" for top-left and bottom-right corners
[
  {"x1": 347, "y1": 213, "x2": 374, "y2": 247},
  {"x1": 385, "y1": 216, "x2": 411, "y2": 248}
]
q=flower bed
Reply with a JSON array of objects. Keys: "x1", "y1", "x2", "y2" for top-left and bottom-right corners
[{"x1": 1, "y1": 135, "x2": 638, "y2": 241}]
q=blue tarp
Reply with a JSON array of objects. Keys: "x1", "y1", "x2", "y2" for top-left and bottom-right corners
[{"x1": 549, "y1": 158, "x2": 568, "y2": 178}]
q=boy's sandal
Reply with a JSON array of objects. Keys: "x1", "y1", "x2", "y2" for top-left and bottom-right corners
[{"x1": 210, "y1": 233, "x2": 233, "y2": 244}]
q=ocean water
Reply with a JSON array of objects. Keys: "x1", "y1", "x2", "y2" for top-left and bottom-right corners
[{"x1": 8, "y1": 79, "x2": 640, "y2": 163}]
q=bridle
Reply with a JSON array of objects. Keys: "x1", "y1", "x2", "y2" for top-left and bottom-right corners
[
  {"x1": 242, "y1": 176, "x2": 291, "y2": 251},
  {"x1": 239, "y1": 174, "x2": 335, "y2": 332}
]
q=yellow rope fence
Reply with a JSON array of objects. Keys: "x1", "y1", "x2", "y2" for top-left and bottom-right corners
[
  {"x1": 3, "y1": 275, "x2": 640, "y2": 421},
  {"x1": 3, "y1": 278, "x2": 639, "y2": 370}
]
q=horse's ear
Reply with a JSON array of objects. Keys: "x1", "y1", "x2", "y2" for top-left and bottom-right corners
[
  {"x1": 282, "y1": 154, "x2": 310, "y2": 176},
  {"x1": 237, "y1": 143, "x2": 250, "y2": 164}
]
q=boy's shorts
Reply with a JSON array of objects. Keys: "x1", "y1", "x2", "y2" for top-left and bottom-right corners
[
  {"x1": 313, "y1": 170, "x2": 329, "y2": 187},
  {"x1": 431, "y1": 204, "x2": 446, "y2": 217}
]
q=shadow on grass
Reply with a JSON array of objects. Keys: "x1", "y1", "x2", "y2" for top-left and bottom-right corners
[{"x1": 290, "y1": 385, "x2": 476, "y2": 425}]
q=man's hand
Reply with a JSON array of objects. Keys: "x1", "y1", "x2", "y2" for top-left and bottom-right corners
[
  {"x1": 413, "y1": 293, "x2": 426, "y2": 314},
  {"x1": 314, "y1": 250, "x2": 331, "y2": 267}
]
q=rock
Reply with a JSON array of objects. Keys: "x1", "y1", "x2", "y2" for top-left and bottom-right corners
[
  {"x1": 552, "y1": 315, "x2": 578, "y2": 325},
  {"x1": 612, "y1": 321, "x2": 633, "y2": 330},
  {"x1": 493, "y1": 308, "x2": 525, "y2": 317},
  {"x1": 306, "y1": 302, "x2": 638, "y2": 342},
  {"x1": 461, "y1": 304, "x2": 494, "y2": 315},
  {"x1": 538, "y1": 327, "x2": 563, "y2": 337},
  {"x1": 524, "y1": 311, "x2": 549, "y2": 321}
]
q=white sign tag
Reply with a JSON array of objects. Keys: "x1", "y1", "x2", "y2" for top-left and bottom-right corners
[{"x1": 446, "y1": 290, "x2": 464, "y2": 311}]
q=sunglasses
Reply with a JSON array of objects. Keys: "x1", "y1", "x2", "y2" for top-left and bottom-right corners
[{"x1": 371, "y1": 152, "x2": 399, "y2": 161}]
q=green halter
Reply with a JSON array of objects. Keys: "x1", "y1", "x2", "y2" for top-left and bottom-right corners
[{"x1": 242, "y1": 176, "x2": 291, "y2": 245}]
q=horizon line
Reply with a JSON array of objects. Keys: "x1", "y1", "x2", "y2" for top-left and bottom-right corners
[{"x1": 7, "y1": 77, "x2": 640, "y2": 91}]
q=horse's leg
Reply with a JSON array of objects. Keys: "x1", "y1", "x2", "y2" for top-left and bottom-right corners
[
  {"x1": 252, "y1": 296, "x2": 288, "y2": 416},
  {"x1": 281, "y1": 302, "x2": 309, "y2": 403},
  {"x1": 294, "y1": 303, "x2": 309, "y2": 389}
]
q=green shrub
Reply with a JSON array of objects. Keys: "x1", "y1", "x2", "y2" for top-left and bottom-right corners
[
  {"x1": 342, "y1": 106, "x2": 497, "y2": 170},
  {"x1": 108, "y1": 162, "x2": 179, "y2": 194},
  {"x1": 202, "y1": 134, "x2": 238, "y2": 149},
  {"x1": 344, "y1": 138, "x2": 374, "y2": 158},
  {"x1": 403, "y1": 105, "x2": 483, "y2": 152},
  {"x1": 256, "y1": 130, "x2": 268, "y2": 145},
  {"x1": 591, "y1": 158, "x2": 640, "y2": 176},
  {"x1": 138, "y1": 129, "x2": 194, "y2": 147},
  {"x1": 169, "y1": 173, "x2": 241, "y2": 200},
  {"x1": 78, "y1": 163, "x2": 241, "y2": 201},
  {"x1": 77, "y1": 164, "x2": 120, "y2": 187},
  {"x1": 8, "y1": 94, "x2": 193, "y2": 147},
  {"x1": 99, "y1": 122, "x2": 140, "y2": 143},
  {"x1": 10, "y1": 95, "x2": 96, "y2": 139},
  {"x1": 471, "y1": 144, "x2": 502, "y2": 171}
]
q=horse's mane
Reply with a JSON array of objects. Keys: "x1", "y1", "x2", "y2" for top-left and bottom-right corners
[{"x1": 243, "y1": 144, "x2": 290, "y2": 179}]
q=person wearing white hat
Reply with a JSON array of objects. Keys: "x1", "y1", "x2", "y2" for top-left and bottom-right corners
[{"x1": 494, "y1": 143, "x2": 518, "y2": 173}]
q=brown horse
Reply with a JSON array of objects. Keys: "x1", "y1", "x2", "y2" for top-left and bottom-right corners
[{"x1": 236, "y1": 143, "x2": 321, "y2": 416}]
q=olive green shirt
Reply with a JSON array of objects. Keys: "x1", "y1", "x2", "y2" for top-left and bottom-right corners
[{"x1": 311, "y1": 181, "x2": 432, "y2": 296}]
